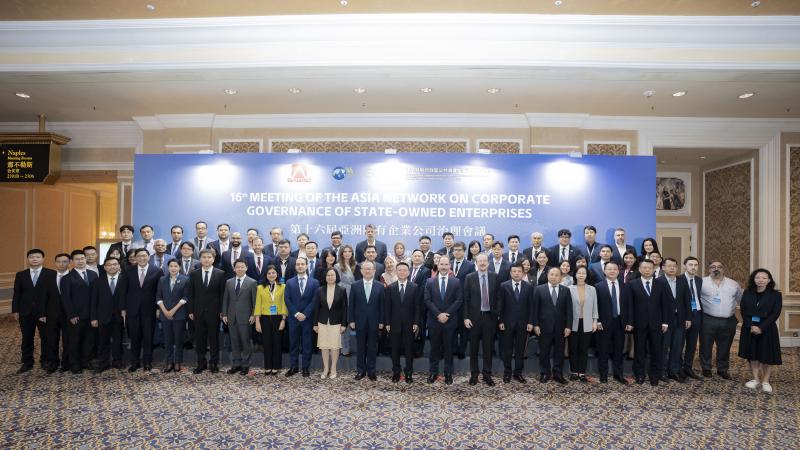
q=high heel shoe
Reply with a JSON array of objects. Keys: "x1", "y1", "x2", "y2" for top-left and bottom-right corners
[
  {"x1": 321, "y1": 370, "x2": 329, "y2": 379},
  {"x1": 329, "y1": 370, "x2": 337, "y2": 379}
]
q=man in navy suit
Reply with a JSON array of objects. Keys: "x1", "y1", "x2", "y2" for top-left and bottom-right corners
[
  {"x1": 532, "y1": 267, "x2": 573, "y2": 384},
  {"x1": 289, "y1": 233, "x2": 309, "y2": 258},
  {"x1": 12, "y1": 248, "x2": 57, "y2": 373},
  {"x1": 488, "y1": 241, "x2": 511, "y2": 283},
  {"x1": 60, "y1": 249, "x2": 99, "y2": 373},
  {"x1": 626, "y1": 259, "x2": 670, "y2": 385},
  {"x1": 108, "y1": 224, "x2": 135, "y2": 262},
  {"x1": 122, "y1": 248, "x2": 163, "y2": 372},
  {"x1": 208, "y1": 223, "x2": 232, "y2": 268},
  {"x1": 581, "y1": 225, "x2": 603, "y2": 264},
  {"x1": 595, "y1": 260, "x2": 633, "y2": 384},
  {"x1": 166, "y1": 225, "x2": 185, "y2": 258},
  {"x1": 611, "y1": 228, "x2": 637, "y2": 265},
  {"x1": 220, "y1": 232, "x2": 250, "y2": 278},
  {"x1": 355, "y1": 224, "x2": 388, "y2": 263},
  {"x1": 498, "y1": 262, "x2": 534, "y2": 383},
  {"x1": 451, "y1": 242, "x2": 475, "y2": 359},
  {"x1": 424, "y1": 257, "x2": 463, "y2": 385},
  {"x1": 284, "y1": 257, "x2": 319, "y2": 377},
  {"x1": 505, "y1": 235, "x2": 523, "y2": 265},
  {"x1": 245, "y1": 237, "x2": 270, "y2": 282},
  {"x1": 589, "y1": 245, "x2": 615, "y2": 283},
  {"x1": 355, "y1": 245, "x2": 385, "y2": 280},
  {"x1": 547, "y1": 228, "x2": 583, "y2": 269},
  {"x1": 384, "y1": 262, "x2": 420, "y2": 383},
  {"x1": 264, "y1": 226, "x2": 284, "y2": 259},
  {"x1": 349, "y1": 261, "x2": 385, "y2": 381},
  {"x1": 660, "y1": 258, "x2": 692, "y2": 383},
  {"x1": 681, "y1": 256, "x2": 704, "y2": 380},
  {"x1": 177, "y1": 242, "x2": 199, "y2": 276},
  {"x1": 90, "y1": 257, "x2": 125, "y2": 372}
]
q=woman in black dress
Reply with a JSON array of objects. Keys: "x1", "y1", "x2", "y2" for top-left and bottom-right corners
[{"x1": 738, "y1": 268, "x2": 782, "y2": 393}]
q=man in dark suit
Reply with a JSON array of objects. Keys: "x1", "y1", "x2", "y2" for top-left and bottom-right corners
[
  {"x1": 681, "y1": 256, "x2": 704, "y2": 380},
  {"x1": 303, "y1": 241, "x2": 321, "y2": 276},
  {"x1": 207, "y1": 223, "x2": 231, "y2": 268},
  {"x1": 581, "y1": 225, "x2": 603, "y2": 264},
  {"x1": 245, "y1": 237, "x2": 270, "y2": 282},
  {"x1": 505, "y1": 235, "x2": 523, "y2": 265},
  {"x1": 418, "y1": 235, "x2": 436, "y2": 269},
  {"x1": 222, "y1": 260, "x2": 257, "y2": 375},
  {"x1": 150, "y1": 239, "x2": 176, "y2": 275},
  {"x1": 274, "y1": 239, "x2": 297, "y2": 283},
  {"x1": 166, "y1": 225, "x2": 185, "y2": 258},
  {"x1": 177, "y1": 242, "x2": 199, "y2": 276},
  {"x1": 45, "y1": 253, "x2": 72, "y2": 372},
  {"x1": 547, "y1": 228, "x2": 583, "y2": 269},
  {"x1": 187, "y1": 249, "x2": 226, "y2": 373},
  {"x1": 355, "y1": 224, "x2": 388, "y2": 263},
  {"x1": 424, "y1": 257, "x2": 463, "y2": 385},
  {"x1": 463, "y1": 253, "x2": 500, "y2": 385},
  {"x1": 522, "y1": 231, "x2": 545, "y2": 263},
  {"x1": 589, "y1": 245, "x2": 615, "y2": 283},
  {"x1": 323, "y1": 230, "x2": 344, "y2": 261},
  {"x1": 289, "y1": 233, "x2": 309, "y2": 258},
  {"x1": 90, "y1": 257, "x2": 125, "y2": 372},
  {"x1": 355, "y1": 245, "x2": 385, "y2": 280},
  {"x1": 660, "y1": 258, "x2": 692, "y2": 383},
  {"x1": 60, "y1": 249, "x2": 99, "y2": 373},
  {"x1": 437, "y1": 231, "x2": 455, "y2": 259},
  {"x1": 121, "y1": 248, "x2": 163, "y2": 372},
  {"x1": 532, "y1": 267, "x2": 573, "y2": 384},
  {"x1": 595, "y1": 260, "x2": 633, "y2": 384},
  {"x1": 611, "y1": 228, "x2": 637, "y2": 265},
  {"x1": 498, "y1": 262, "x2": 534, "y2": 383},
  {"x1": 284, "y1": 257, "x2": 319, "y2": 377},
  {"x1": 108, "y1": 224, "x2": 135, "y2": 262},
  {"x1": 626, "y1": 259, "x2": 670, "y2": 385},
  {"x1": 349, "y1": 260, "x2": 385, "y2": 381},
  {"x1": 12, "y1": 248, "x2": 57, "y2": 373},
  {"x1": 451, "y1": 242, "x2": 475, "y2": 359},
  {"x1": 192, "y1": 221, "x2": 211, "y2": 259},
  {"x1": 384, "y1": 262, "x2": 420, "y2": 383},
  {"x1": 409, "y1": 249, "x2": 432, "y2": 357},
  {"x1": 488, "y1": 241, "x2": 511, "y2": 283},
  {"x1": 264, "y1": 226, "x2": 284, "y2": 259},
  {"x1": 220, "y1": 232, "x2": 249, "y2": 278}
]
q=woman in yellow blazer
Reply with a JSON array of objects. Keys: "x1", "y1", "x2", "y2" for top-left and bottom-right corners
[{"x1": 254, "y1": 265, "x2": 287, "y2": 375}]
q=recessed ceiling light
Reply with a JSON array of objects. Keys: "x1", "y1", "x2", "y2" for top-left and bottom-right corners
[
  {"x1": 738, "y1": 91, "x2": 755, "y2": 99},
  {"x1": 15, "y1": 92, "x2": 31, "y2": 99},
  {"x1": 288, "y1": 87, "x2": 302, "y2": 94},
  {"x1": 340, "y1": 0, "x2": 348, "y2": 6},
  {"x1": 672, "y1": 90, "x2": 687, "y2": 97},
  {"x1": 659, "y1": 160, "x2": 666, "y2": 164},
  {"x1": 751, "y1": 1, "x2": 761, "y2": 7},
  {"x1": 700, "y1": 156, "x2": 707, "y2": 159},
  {"x1": 419, "y1": 87, "x2": 433, "y2": 93},
  {"x1": 353, "y1": 87, "x2": 366, "y2": 94},
  {"x1": 554, "y1": 0, "x2": 563, "y2": 6},
  {"x1": 146, "y1": 4, "x2": 156, "y2": 11},
  {"x1": 223, "y1": 89, "x2": 238, "y2": 95},
  {"x1": 487, "y1": 88, "x2": 501, "y2": 94},
  {"x1": 643, "y1": 90, "x2": 656, "y2": 98}
]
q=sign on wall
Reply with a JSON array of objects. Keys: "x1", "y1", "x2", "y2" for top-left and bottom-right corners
[{"x1": 0, "y1": 143, "x2": 51, "y2": 182}]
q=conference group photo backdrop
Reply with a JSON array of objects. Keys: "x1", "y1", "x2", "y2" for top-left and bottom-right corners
[{"x1": 133, "y1": 152, "x2": 656, "y2": 251}]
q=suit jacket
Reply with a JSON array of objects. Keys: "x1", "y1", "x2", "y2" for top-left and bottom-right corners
[
  {"x1": 532, "y1": 283, "x2": 573, "y2": 334},
  {"x1": 220, "y1": 246, "x2": 250, "y2": 278},
  {"x1": 568, "y1": 284, "x2": 598, "y2": 332},
  {"x1": 186, "y1": 267, "x2": 226, "y2": 319},
  {"x1": 463, "y1": 271, "x2": 500, "y2": 322},
  {"x1": 532, "y1": 267, "x2": 551, "y2": 286},
  {"x1": 178, "y1": 258, "x2": 200, "y2": 276},
  {"x1": 498, "y1": 279, "x2": 534, "y2": 326},
  {"x1": 740, "y1": 290, "x2": 782, "y2": 330},
  {"x1": 595, "y1": 279, "x2": 633, "y2": 329},
  {"x1": 222, "y1": 276, "x2": 257, "y2": 325},
  {"x1": 12, "y1": 267, "x2": 57, "y2": 318},
  {"x1": 355, "y1": 240, "x2": 388, "y2": 263},
  {"x1": 422, "y1": 250, "x2": 436, "y2": 270},
  {"x1": 626, "y1": 277, "x2": 670, "y2": 330},
  {"x1": 660, "y1": 276, "x2": 692, "y2": 324},
  {"x1": 451, "y1": 259, "x2": 476, "y2": 286},
  {"x1": 384, "y1": 280, "x2": 421, "y2": 328},
  {"x1": 409, "y1": 265, "x2": 431, "y2": 286},
  {"x1": 488, "y1": 258, "x2": 511, "y2": 283},
  {"x1": 314, "y1": 284, "x2": 348, "y2": 325},
  {"x1": 611, "y1": 244, "x2": 637, "y2": 265},
  {"x1": 684, "y1": 274, "x2": 704, "y2": 312},
  {"x1": 192, "y1": 237, "x2": 210, "y2": 259},
  {"x1": 355, "y1": 261, "x2": 384, "y2": 281},
  {"x1": 121, "y1": 264, "x2": 163, "y2": 318},
  {"x1": 423, "y1": 275, "x2": 463, "y2": 330},
  {"x1": 166, "y1": 241, "x2": 184, "y2": 258},
  {"x1": 580, "y1": 243, "x2": 603, "y2": 264},
  {"x1": 108, "y1": 241, "x2": 134, "y2": 260},
  {"x1": 61, "y1": 269, "x2": 99, "y2": 320},
  {"x1": 274, "y1": 256, "x2": 297, "y2": 282},
  {"x1": 91, "y1": 273, "x2": 126, "y2": 325},
  {"x1": 245, "y1": 253, "x2": 271, "y2": 283},
  {"x1": 437, "y1": 246, "x2": 454, "y2": 259},
  {"x1": 284, "y1": 274, "x2": 319, "y2": 322},
  {"x1": 149, "y1": 253, "x2": 176, "y2": 275},
  {"x1": 156, "y1": 274, "x2": 190, "y2": 321},
  {"x1": 522, "y1": 247, "x2": 547, "y2": 264},
  {"x1": 264, "y1": 242, "x2": 281, "y2": 260},
  {"x1": 589, "y1": 261, "x2": 622, "y2": 284},
  {"x1": 313, "y1": 263, "x2": 340, "y2": 286},
  {"x1": 348, "y1": 279, "x2": 384, "y2": 329},
  {"x1": 504, "y1": 250, "x2": 524, "y2": 265},
  {"x1": 547, "y1": 244, "x2": 583, "y2": 268}
]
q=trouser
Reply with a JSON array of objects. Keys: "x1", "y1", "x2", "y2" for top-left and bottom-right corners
[
  {"x1": 18, "y1": 313, "x2": 47, "y2": 367},
  {"x1": 453, "y1": 319, "x2": 469, "y2": 356},
  {"x1": 502, "y1": 322, "x2": 528, "y2": 375},
  {"x1": 341, "y1": 297, "x2": 352, "y2": 355},
  {"x1": 682, "y1": 309, "x2": 703, "y2": 373},
  {"x1": 45, "y1": 314, "x2": 69, "y2": 369},
  {"x1": 415, "y1": 313, "x2": 428, "y2": 356},
  {"x1": 229, "y1": 322, "x2": 253, "y2": 368},
  {"x1": 287, "y1": 318, "x2": 313, "y2": 369},
  {"x1": 429, "y1": 327, "x2": 455, "y2": 375},
  {"x1": 194, "y1": 314, "x2": 221, "y2": 367},
  {"x1": 633, "y1": 326, "x2": 663, "y2": 380},
  {"x1": 260, "y1": 316, "x2": 283, "y2": 370},
  {"x1": 162, "y1": 318, "x2": 186, "y2": 364},
  {"x1": 390, "y1": 323, "x2": 415, "y2": 375},
  {"x1": 569, "y1": 321, "x2": 592, "y2": 374},
  {"x1": 538, "y1": 330, "x2": 566, "y2": 375},
  {"x1": 67, "y1": 319, "x2": 93, "y2": 371},
  {"x1": 469, "y1": 313, "x2": 497, "y2": 375},
  {"x1": 662, "y1": 313, "x2": 686, "y2": 376},
  {"x1": 699, "y1": 314, "x2": 737, "y2": 372},
  {"x1": 356, "y1": 326, "x2": 379, "y2": 375},
  {"x1": 128, "y1": 312, "x2": 156, "y2": 365},
  {"x1": 597, "y1": 317, "x2": 625, "y2": 378},
  {"x1": 96, "y1": 318, "x2": 124, "y2": 368}
]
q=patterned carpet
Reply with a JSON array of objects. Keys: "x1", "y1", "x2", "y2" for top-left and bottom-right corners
[{"x1": 1, "y1": 315, "x2": 798, "y2": 449}]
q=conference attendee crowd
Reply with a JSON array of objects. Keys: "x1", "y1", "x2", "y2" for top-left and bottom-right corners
[{"x1": 11, "y1": 222, "x2": 783, "y2": 393}]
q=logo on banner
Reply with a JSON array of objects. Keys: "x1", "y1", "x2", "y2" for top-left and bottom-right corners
[
  {"x1": 288, "y1": 164, "x2": 311, "y2": 183},
  {"x1": 332, "y1": 166, "x2": 353, "y2": 180}
]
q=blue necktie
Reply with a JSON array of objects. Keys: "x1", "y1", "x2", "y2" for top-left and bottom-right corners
[
  {"x1": 440, "y1": 277, "x2": 446, "y2": 300},
  {"x1": 299, "y1": 277, "x2": 305, "y2": 295},
  {"x1": 645, "y1": 280, "x2": 651, "y2": 296},
  {"x1": 611, "y1": 282, "x2": 619, "y2": 317},
  {"x1": 110, "y1": 277, "x2": 116, "y2": 295},
  {"x1": 203, "y1": 271, "x2": 209, "y2": 287},
  {"x1": 235, "y1": 278, "x2": 241, "y2": 296},
  {"x1": 690, "y1": 279, "x2": 698, "y2": 311}
]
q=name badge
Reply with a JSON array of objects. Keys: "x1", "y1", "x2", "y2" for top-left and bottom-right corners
[
  {"x1": 270, "y1": 304, "x2": 278, "y2": 315},
  {"x1": 280, "y1": 276, "x2": 285, "y2": 284},
  {"x1": 712, "y1": 295, "x2": 722, "y2": 305},
  {"x1": 751, "y1": 315, "x2": 761, "y2": 323}
]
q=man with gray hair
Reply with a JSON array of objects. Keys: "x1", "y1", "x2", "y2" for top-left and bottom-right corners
[
  {"x1": 523, "y1": 231, "x2": 545, "y2": 262},
  {"x1": 149, "y1": 239, "x2": 175, "y2": 275}
]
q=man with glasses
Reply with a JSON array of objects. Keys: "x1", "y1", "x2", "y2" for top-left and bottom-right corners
[{"x1": 699, "y1": 261, "x2": 743, "y2": 380}]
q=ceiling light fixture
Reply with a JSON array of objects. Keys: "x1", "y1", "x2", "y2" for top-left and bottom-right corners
[
  {"x1": 340, "y1": 0, "x2": 349, "y2": 6},
  {"x1": 700, "y1": 156, "x2": 707, "y2": 160},
  {"x1": 554, "y1": 0, "x2": 563, "y2": 6},
  {"x1": 751, "y1": 1, "x2": 761, "y2": 7},
  {"x1": 738, "y1": 92, "x2": 755, "y2": 99},
  {"x1": 146, "y1": 4, "x2": 156, "y2": 11},
  {"x1": 288, "y1": 87, "x2": 302, "y2": 94},
  {"x1": 224, "y1": 89, "x2": 238, "y2": 95},
  {"x1": 15, "y1": 92, "x2": 30, "y2": 99},
  {"x1": 419, "y1": 87, "x2": 433, "y2": 93},
  {"x1": 672, "y1": 90, "x2": 687, "y2": 97},
  {"x1": 487, "y1": 88, "x2": 501, "y2": 94},
  {"x1": 353, "y1": 87, "x2": 366, "y2": 94},
  {"x1": 643, "y1": 90, "x2": 656, "y2": 98}
]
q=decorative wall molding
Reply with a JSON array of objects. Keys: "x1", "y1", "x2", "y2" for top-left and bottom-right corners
[
  {"x1": 656, "y1": 222, "x2": 698, "y2": 257},
  {"x1": 0, "y1": 121, "x2": 142, "y2": 150},
  {"x1": 220, "y1": 139, "x2": 263, "y2": 153},
  {"x1": 269, "y1": 138, "x2": 468, "y2": 153},
  {"x1": 475, "y1": 139, "x2": 523, "y2": 154},
  {"x1": 787, "y1": 145, "x2": 800, "y2": 295},
  {"x1": 214, "y1": 113, "x2": 530, "y2": 129},
  {"x1": 584, "y1": 140, "x2": 630, "y2": 156}
]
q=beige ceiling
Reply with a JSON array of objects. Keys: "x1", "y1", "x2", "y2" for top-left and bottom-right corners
[
  {"x1": 1, "y1": 0, "x2": 799, "y2": 20},
  {"x1": 2, "y1": 67, "x2": 798, "y2": 122}
]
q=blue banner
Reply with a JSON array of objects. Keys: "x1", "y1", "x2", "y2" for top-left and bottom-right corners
[{"x1": 133, "y1": 152, "x2": 655, "y2": 250}]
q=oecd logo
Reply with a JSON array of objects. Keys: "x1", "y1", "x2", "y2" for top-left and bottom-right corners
[{"x1": 332, "y1": 166, "x2": 353, "y2": 180}]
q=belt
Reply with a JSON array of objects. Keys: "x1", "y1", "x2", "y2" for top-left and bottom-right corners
[
  {"x1": 703, "y1": 313, "x2": 733, "y2": 320},
  {"x1": 480, "y1": 311, "x2": 493, "y2": 315}
]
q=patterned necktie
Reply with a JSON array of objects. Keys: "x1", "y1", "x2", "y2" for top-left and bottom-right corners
[
  {"x1": 235, "y1": 278, "x2": 241, "y2": 295},
  {"x1": 411, "y1": 266, "x2": 418, "y2": 282},
  {"x1": 139, "y1": 268, "x2": 145, "y2": 287},
  {"x1": 480, "y1": 274, "x2": 489, "y2": 310},
  {"x1": 514, "y1": 282, "x2": 520, "y2": 299},
  {"x1": 645, "y1": 280, "x2": 651, "y2": 296},
  {"x1": 184, "y1": 260, "x2": 190, "y2": 274},
  {"x1": 561, "y1": 247, "x2": 566, "y2": 262},
  {"x1": 299, "y1": 277, "x2": 305, "y2": 295},
  {"x1": 32, "y1": 270, "x2": 39, "y2": 287},
  {"x1": 110, "y1": 277, "x2": 116, "y2": 294},
  {"x1": 690, "y1": 278, "x2": 698, "y2": 311},
  {"x1": 511, "y1": 253, "x2": 516, "y2": 263},
  {"x1": 551, "y1": 286, "x2": 558, "y2": 307},
  {"x1": 611, "y1": 281, "x2": 618, "y2": 317}
]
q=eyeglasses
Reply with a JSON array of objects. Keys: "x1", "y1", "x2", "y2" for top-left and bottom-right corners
[{"x1": 709, "y1": 265, "x2": 723, "y2": 269}]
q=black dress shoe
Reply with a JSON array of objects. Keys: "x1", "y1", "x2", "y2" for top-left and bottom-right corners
[
  {"x1": 143, "y1": 364, "x2": 152, "y2": 371},
  {"x1": 405, "y1": 374, "x2": 413, "y2": 384},
  {"x1": 240, "y1": 367, "x2": 249, "y2": 376},
  {"x1": 717, "y1": 371, "x2": 732, "y2": 380},
  {"x1": 599, "y1": 376, "x2": 608, "y2": 383},
  {"x1": 227, "y1": 366, "x2": 241, "y2": 374},
  {"x1": 15, "y1": 365, "x2": 33, "y2": 374},
  {"x1": 539, "y1": 373, "x2": 549, "y2": 383},
  {"x1": 484, "y1": 376, "x2": 495, "y2": 387},
  {"x1": 128, "y1": 364, "x2": 140, "y2": 373},
  {"x1": 685, "y1": 370, "x2": 701, "y2": 380},
  {"x1": 614, "y1": 375, "x2": 628, "y2": 385},
  {"x1": 503, "y1": 375, "x2": 512, "y2": 383},
  {"x1": 427, "y1": 374, "x2": 437, "y2": 384},
  {"x1": 569, "y1": 373, "x2": 579, "y2": 381},
  {"x1": 702, "y1": 369, "x2": 712, "y2": 378},
  {"x1": 95, "y1": 366, "x2": 109, "y2": 374},
  {"x1": 660, "y1": 376, "x2": 671, "y2": 383},
  {"x1": 209, "y1": 364, "x2": 219, "y2": 373},
  {"x1": 192, "y1": 366, "x2": 206, "y2": 374},
  {"x1": 444, "y1": 374, "x2": 453, "y2": 385},
  {"x1": 354, "y1": 372, "x2": 366, "y2": 380},
  {"x1": 45, "y1": 366, "x2": 58, "y2": 374},
  {"x1": 669, "y1": 374, "x2": 686, "y2": 383},
  {"x1": 163, "y1": 364, "x2": 175, "y2": 373},
  {"x1": 636, "y1": 377, "x2": 645, "y2": 384},
  {"x1": 468, "y1": 374, "x2": 479, "y2": 385},
  {"x1": 554, "y1": 375, "x2": 568, "y2": 385},
  {"x1": 513, "y1": 374, "x2": 527, "y2": 384},
  {"x1": 579, "y1": 375, "x2": 588, "y2": 383},
  {"x1": 368, "y1": 374, "x2": 377, "y2": 381},
  {"x1": 59, "y1": 367, "x2": 70, "y2": 373},
  {"x1": 391, "y1": 374, "x2": 401, "y2": 383},
  {"x1": 302, "y1": 369, "x2": 310, "y2": 377},
  {"x1": 650, "y1": 379, "x2": 659, "y2": 386},
  {"x1": 111, "y1": 361, "x2": 124, "y2": 370},
  {"x1": 285, "y1": 368, "x2": 299, "y2": 377}
]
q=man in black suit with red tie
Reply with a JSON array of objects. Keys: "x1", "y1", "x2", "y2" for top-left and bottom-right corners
[
  {"x1": 424, "y1": 257, "x2": 462, "y2": 385},
  {"x1": 595, "y1": 260, "x2": 633, "y2": 384},
  {"x1": 121, "y1": 248, "x2": 163, "y2": 372},
  {"x1": 384, "y1": 262, "x2": 421, "y2": 383},
  {"x1": 187, "y1": 249, "x2": 227, "y2": 374},
  {"x1": 463, "y1": 253, "x2": 500, "y2": 386},
  {"x1": 532, "y1": 267, "x2": 573, "y2": 384},
  {"x1": 90, "y1": 257, "x2": 126, "y2": 372},
  {"x1": 60, "y1": 249, "x2": 99, "y2": 373},
  {"x1": 626, "y1": 259, "x2": 671, "y2": 385},
  {"x1": 12, "y1": 248, "x2": 58, "y2": 374}
]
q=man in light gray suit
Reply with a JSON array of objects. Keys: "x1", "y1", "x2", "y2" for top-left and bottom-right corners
[{"x1": 222, "y1": 259, "x2": 257, "y2": 375}]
